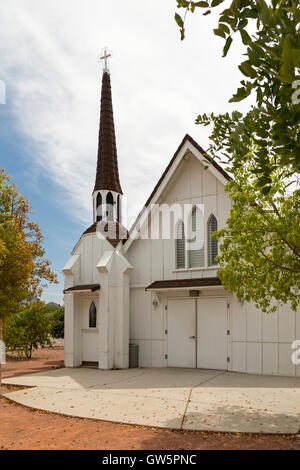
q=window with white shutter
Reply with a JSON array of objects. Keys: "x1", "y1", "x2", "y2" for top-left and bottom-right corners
[
  {"x1": 208, "y1": 214, "x2": 218, "y2": 266},
  {"x1": 188, "y1": 207, "x2": 204, "y2": 268},
  {"x1": 176, "y1": 220, "x2": 185, "y2": 269}
]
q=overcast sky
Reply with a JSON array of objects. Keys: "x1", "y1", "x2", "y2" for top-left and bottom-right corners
[{"x1": 0, "y1": 0, "x2": 252, "y2": 303}]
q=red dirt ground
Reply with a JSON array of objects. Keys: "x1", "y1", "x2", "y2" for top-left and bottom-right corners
[
  {"x1": 2, "y1": 346, "x2": 64, "y2": 379},
  {"x1": 0, "y1": 348, "x2": 296, "y2": 450}
]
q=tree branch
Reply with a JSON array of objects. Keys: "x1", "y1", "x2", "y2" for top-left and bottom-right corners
[{"x1": 260, "y1": 251, "x2": 300, "y2": 273}]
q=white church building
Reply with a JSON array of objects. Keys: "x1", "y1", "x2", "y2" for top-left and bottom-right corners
[{"x1": 63, "y1": 65, "x2": 300, "y2": 377}]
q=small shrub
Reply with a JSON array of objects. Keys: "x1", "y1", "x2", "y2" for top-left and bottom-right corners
[
  {"x1": 50, "y1": 307, "x2": 64, "y2": 339},
  {"x1": 4, "y1": 302, "x2": 52, "y2": 358}
]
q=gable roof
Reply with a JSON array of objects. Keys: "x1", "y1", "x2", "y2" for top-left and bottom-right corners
[
  {"x1": 123, "y1": 133, "x2": 231, "y2": 249},
  {"x1": 144, "y1": 134, "x2": 231, "y2": 209}
]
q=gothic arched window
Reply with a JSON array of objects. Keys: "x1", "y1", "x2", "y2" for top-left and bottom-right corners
[
  {"x1": 96, "y1": 193, "x2": 102, "y2": 222},
  {"x1": 89, "y1": 301, "x2": 97, "y2": 328},
  {"x1": 208, "y1": 214, "x2": 218, "y2": 266},
  {"x1": 106, "y1": 192, "x2": 114, "y2": 221},
  {"x1": 176, "y1": 220, "x2": 185, "y2": 269},
  {"x1": 188, "y1": 206, "x2": 204, "y2": 268}
]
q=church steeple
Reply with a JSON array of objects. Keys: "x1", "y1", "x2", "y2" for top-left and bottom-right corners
[{"x1": 93, "y1": 50, "x2": 123, "y2": 224}]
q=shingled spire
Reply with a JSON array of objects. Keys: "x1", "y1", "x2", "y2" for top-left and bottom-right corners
[{"x1": 93, "y1": 70, "x2": 122, "y2": 194}]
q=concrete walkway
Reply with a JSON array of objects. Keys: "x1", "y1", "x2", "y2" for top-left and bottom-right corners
[{"x1": 3, "y1": 368, "x2": 300, "y2": 434}]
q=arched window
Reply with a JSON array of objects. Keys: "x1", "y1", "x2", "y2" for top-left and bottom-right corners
[
  {"x1": 96, "y1": 193, "x2": 102, "y2": 222},
  {"x1": 188, "y1": 206, "x2": 204, "y2": 268},
  {"x1": 89, "y1": 301, "x2": 97, "y2": 328},
  {"x1": 117, "y1": 195, "x2": 121, "y2": 223},
  {"x1": 106, "y1": 192, "x2": 114, "y2": 221},
  {"x1": 176, "y1": 220, "x2": 185, "y2": 269},
  {"x1": 208, "y1": 214, "x2": 218, "y2": 266}
]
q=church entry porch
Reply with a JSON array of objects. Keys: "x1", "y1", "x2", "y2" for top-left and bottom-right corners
[{"x1": 80, "y1": 296, "x2": 99, "y2": 366}]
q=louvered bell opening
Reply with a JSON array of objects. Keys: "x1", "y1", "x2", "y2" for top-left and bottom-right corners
[
  {"x1": 208, "y1": 215, "x2": 218, "y2": 266},
  {"x1": 106, "y1": 192, "x2": 114, "y2": 221},
  {"x1": 176, "y1": 220, "x2": 185, "y2": 269},
  {"x1": 96, "y1": 193, "x2": 102, "y2": 222},
  {"x1": 188, "y1": 207, "x2": 204, "y2": 268}
]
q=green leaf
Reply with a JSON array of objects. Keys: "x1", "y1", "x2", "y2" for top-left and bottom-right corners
[
  {"x1": 280, "y1": 36, "x2": 294, "y2": 83},
  {"x1": 214, "y1": 28, "x2": 226, "y2": 38},
  {"x1": 203, "y1": 9, "x2": 211, "y2": 15},
  {"x1": 222, "y1": 36, "x2": 233, "y2": 57},
  {"x1": 238, "y1": 18, "x2": 248, "y2": 29},
  {"x1": 261, "y1": 185, "x2": 272, "y2": 195},
  {"x1": 257, "y1": 176, "x2": 272, "y2": 187},
  {"x1": 240, "y1": 29, "x2": 252, "y2": 45},
  {"x1": 174, "y1": 13, "x2": 184, "y2": 28},
  {"x1": 239, "y1": 61, "x2": 257, "y2": 78},
  {"x1": 292, "y1": 48, "x2": 300, "y2": 68},
  {"x1": 257, "y1": 0, "x2": 271, "y2": 25},
  {"x1": 194, "y1": 1, "x2": 209, "y2": 6},
  {"x1": 211, "y1": 0, "x2": 225, "y2": 6},
  {"x1": 219, "y1": 23, "x2": 230, "y2": 34},
  {"x1": 229, "y1": 86, "x2": 250, "y2": 102}
]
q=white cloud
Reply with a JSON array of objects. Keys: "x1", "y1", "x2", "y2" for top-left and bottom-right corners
[{"x1": 0, "y1": 0, "x2": 253, "y2": 227}]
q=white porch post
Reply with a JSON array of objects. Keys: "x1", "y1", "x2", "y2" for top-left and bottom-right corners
[
  {"x1": 98, "y1": 272, "x2": 112, "y2": 369},
  {"x1": 64, "y1": 292, "x2": 80, "y2": 367}
]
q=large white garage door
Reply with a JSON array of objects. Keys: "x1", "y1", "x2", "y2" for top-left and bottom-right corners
[{"x1": 167, "y1": 297, "x2": 228, "y2": 370}]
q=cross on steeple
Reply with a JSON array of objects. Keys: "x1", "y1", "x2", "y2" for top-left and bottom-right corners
[{"x1": 100, "y1": 47, "x2": 112, "y2": 73}]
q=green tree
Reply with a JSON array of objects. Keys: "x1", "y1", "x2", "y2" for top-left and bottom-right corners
[
  {"x1": 3, "y1": 302, "x2": 52, "y2": 359},
  {"x1": 215, "y1": 151, "x2": 300, "y2": 313},
  {"x1": 175, "y1": 0, "x2": 300, "y2": 186},
  {"x1": 174, "y1": 1, "x2": 300, "y2": 309},
  {"x1": 50, "y1": 307, "x2": 64, "y2": 339},
  {"x1": 0, "y1": 169, "x2": 57, "y2": 383}
]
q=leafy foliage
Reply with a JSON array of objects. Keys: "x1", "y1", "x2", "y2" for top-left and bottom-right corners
[
  {"x1": 50, "y1": 307, "x2": 64, "y2": 339},
  {"x1": 0, "y1": 169, "x2": 57, "y2": 321},
  {"x1": 214, "y1": 152, "x2": 300, "y2": 313},
  {"x1": 175, "y1": 0, "x2": 300, "y2": 185},
  {"x1": 174, "y1": 1, "x2": 300, "y2": 309},
  {"x1": 3, "y1": 302, "x2": 53, "y2": 359}
]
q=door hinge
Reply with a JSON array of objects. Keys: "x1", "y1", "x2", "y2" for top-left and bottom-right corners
[
  {"x1": 227, "y1": 302, "x2": 230, "y2": 309},
  {"x1": 165, "y1": 329, "x2": 168, "y2": 335},
  {"x1": 165, "y1": 305, "x2": 168, "y2": 310},
  {"x1": 227, "y1": 356, "x2": 230, "y2": 363},
  {"x1": 227, "y1": 329, "x2": 230, "y2": 335},
  {"x1": 165, "y1": 354, "x2": 168, "y2": 360}
]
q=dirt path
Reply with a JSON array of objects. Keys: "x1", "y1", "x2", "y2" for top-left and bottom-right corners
[
  {"x1": 0, "y1": 347, "x2": 296, "y2": 450},
  {"x1": 2, "y1": 347, "x2": 64, "y2": 379},
  {"x1": 0, "y1": 396, "x2": 294, "y2": 450}
]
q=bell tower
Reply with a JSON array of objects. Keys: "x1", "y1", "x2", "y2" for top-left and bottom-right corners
[{"x1": 93, "y1": 48, "x2": 123, "y2": 224}]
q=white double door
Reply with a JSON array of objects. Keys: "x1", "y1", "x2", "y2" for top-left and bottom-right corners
[{"x1": 167, "y1": 297, "x2": 228, "y2": 370}]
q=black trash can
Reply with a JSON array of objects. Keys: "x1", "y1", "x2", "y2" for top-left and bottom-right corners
[{"x1": 129, "y1": 343, "x2": 139, "y2": 368}]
